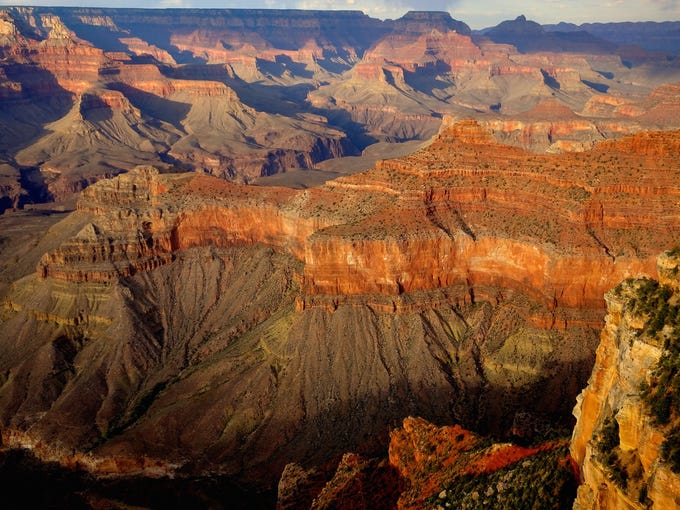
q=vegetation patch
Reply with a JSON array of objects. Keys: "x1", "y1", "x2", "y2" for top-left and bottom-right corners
[
  {"x1": 622, "y1": 258, "x2": 680, "y2": 473},
  {"x1": 595, "y1": 415, "x2": 646, "y2": 497},
  {"x1": 432, "y1": 445, "x2": 576, "y2": 510},
  {"x1": 596, "y1": 415, "x2": 628, "y2": 489},
  {"x1": 623, "y1": 278, "x2": 676, "y2": 338},
  {"x1": 100, "y1": 381, "x2": 169, "y2": 443}
]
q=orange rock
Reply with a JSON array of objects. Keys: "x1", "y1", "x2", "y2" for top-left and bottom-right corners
[
  {"x1": 39, "y1": 123, "x2": 680, "y2": 319},
  {"x1": 571, "y1": 255, "x2": 680, "y2": 509}
]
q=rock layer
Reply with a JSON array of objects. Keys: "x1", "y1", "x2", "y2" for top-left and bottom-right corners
[
  {"x1": 1, "y1": 7, "x2": 679, "y2": 211},
  {"x1": 571, "y1": 251, "x2": 680, "y2": 509},
  {"x1": 1, "y1": 123, "x2": 679, "y2": 489}
]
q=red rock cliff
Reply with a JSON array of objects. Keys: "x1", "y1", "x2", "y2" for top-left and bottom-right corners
[
  {"x1": 38, "y1": 122, "x2": 680, "y2": 318},
  {"x1": 571, "y1": 251, "x2": 680, "y2": 509}
]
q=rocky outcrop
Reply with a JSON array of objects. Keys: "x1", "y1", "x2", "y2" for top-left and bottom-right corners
[
  {"x1": 481, "y1": 100, "x2": 617, "y2": 152},
  {"x1": 571, "y1": 250, "x2": 680, "y2": 509},
  {"x1": 118, "y1": 37, "x2": 175, "y2": 65},
  {"x1": 0, "y1": 123, "x2": 677, "y2": 490},
  {"x1": 286, "y1": 417, "x2": 577, "y2": 509},
  {"x1": 361, "y1": 29, "x2": 481, "y2": 73},
  {"x1": 37, "y1": 167, "x2": 174, "y2": 282},
  {"x1": 389, "y1": 11, "x2": 471, "y2": 37}
]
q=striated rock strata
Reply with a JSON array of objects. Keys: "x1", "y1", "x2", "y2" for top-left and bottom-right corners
[
  {"x1": 1, "y1": 7, "x2": 680, "y2": 211},
  {"x1": 571, "y1": 250, "x2": 680, "y2": 509},
  {"x1": 1, "y1": 122, "x2": 679, "y2": 489}
]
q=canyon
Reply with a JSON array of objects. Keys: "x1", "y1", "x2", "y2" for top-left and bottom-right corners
[
  {"x1": 0, "y1": 7, "x2": 679, "y2": 210},
  {"x1": 0, "y1": 6, "x2": 680, "y2": 509},
  {"x1": 289, "y1": 250, "x2": 680, "y2": 510},
  {"x1": 1, "y1": 120, "x2": 679, "y2": 507}
]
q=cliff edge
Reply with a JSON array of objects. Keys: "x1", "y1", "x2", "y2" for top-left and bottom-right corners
[{"x1": 571, "y1": 249, "x2": 680, "y2": 509}]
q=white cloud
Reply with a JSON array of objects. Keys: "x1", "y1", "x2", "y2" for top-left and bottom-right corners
[{"x1": 159, "y1": 0, "x2": 191, "y2": 6}]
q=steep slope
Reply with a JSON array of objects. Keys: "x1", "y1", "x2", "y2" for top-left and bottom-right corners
[
  {"x1": 14, "y1": 89, "x2": 180, "y2": 200},
  {"x1": 0, "y1": 8, "x2": 362, "y2": 204},
  {"x1": 282, "y1": 417, "x2": 576, "y2": 510},
  {"x1": 0, "y1": 161, "x2": 24, "y2": 211},
  {"x1": 169, "y1": 89, "x2": 352, "y2": 181},
  {"x1": 571, "y1": 250, "x2": 680, "y2": 509},
  {"x1": 1, "y1": 124, "x2": 679, "y2": 490},
  {"x1": 2, "y1": 7, "x2": 680, "y2": 212}
]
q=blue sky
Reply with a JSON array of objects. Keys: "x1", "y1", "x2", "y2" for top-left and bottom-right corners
[{"x1": 0, "y1": 0, "x2": 678, "y2": 28}]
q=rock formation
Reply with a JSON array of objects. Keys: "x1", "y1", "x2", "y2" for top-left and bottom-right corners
[
  {"x1": 0, "y1": 5, "x2": 679, "y2": 502},
  {"x1": 278, "y1": 416, "x2": 576, "y2": 509},
  {"x1": 1, "y1": 7, "x2": 679, "y2": 212},
  {"x1": 0, "y1": 122, "x2": 679, "y2": 495},
  {"x1": 571, "y1": 250, "x2": 680, "y2": 509}
]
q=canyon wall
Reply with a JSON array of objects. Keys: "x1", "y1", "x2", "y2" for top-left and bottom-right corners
[
  {"x1": 1, "y1": 7, "x2": 679, "y2": 211},
  {"x1": 571, "y1": 251, "x2": 680, "y2": 509},
  {"x1": 1, "y1": 123, "x2": 679, "y2": 488},
  {"x1": 36, "y1": 122, "x2": 679, "y2": 313}
]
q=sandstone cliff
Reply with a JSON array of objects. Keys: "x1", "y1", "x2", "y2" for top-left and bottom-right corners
[
  {"x1": 571, "y1": 250, "x2": 680, "y2": 509},
  {"x1": 1, "y1": 7, "x2": 679, "y2": 211},
  {"x1": 1, "y1": 122, "x2": 679, "y2": 490}
]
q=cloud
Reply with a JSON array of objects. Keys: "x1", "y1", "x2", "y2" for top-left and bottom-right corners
[
  {"x1": 647, "y1": 0, "x2": 678, "y2": 9},
  {"x1": 291, "y1": 0, "x2": 459, "y2": 19},
  {"x1": 366, "y1": 0, "x2": 460, "y2": 19},
  {"x1": 159, "y1": 0, "x2": 191, "y2": 6},
  {"x1": 0, "y1": 0, "x2": 146, "y2": 6}
]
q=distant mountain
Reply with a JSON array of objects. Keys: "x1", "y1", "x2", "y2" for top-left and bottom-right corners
[
  {"x1": 479, "y1": 15, "x2": 617, "y2": 53},
  {"x1": 543, "y1": 20, "x2": 680, "y2": 54}
]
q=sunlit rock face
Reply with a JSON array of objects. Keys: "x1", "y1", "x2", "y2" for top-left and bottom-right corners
[
  {"x1": 1, "y1": 122, "x2": 679, "y2": 490},
  {"x1": 571, "y1": 251, "x2": 680, "y2": 509},
  {"x1": 1, "y1": 7, "x2": 680, "y2": 212},
  {"x1": 279, "y1": 416, "x2": 577, "y2": 510}
]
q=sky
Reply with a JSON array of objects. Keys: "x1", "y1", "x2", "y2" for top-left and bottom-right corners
[{"x1": 0, "y1": 0, "x2": 678, "y2": 29}]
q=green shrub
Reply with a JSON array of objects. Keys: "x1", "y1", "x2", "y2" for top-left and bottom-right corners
[
  {"x1": 433, "y1": 446, "x2": 577, "y2": 510},
  {"x1": 597, "y1": 415, "x2": 619, "y2": 453},
  {"x1": 660, "y1": 426, "x2": 680, "y2": 473},
  {"x1": 595, "y1": 415, "x2": 629, "y2": 489},
  {"x1": 629, "y1": 272, "x2": 680, "y2": 473},
  {"x1": 638, "y1": 484, "x2": 649, "y2": 505}
]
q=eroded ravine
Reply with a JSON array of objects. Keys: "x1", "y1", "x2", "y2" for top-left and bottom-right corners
[{"x1": 1, "y1": 123, "x2": 679, "y2": 488}]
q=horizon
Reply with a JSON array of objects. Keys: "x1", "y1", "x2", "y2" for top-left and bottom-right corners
[{"x1": 0, "y1": 1, "x2": 678, "y2": 30}]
